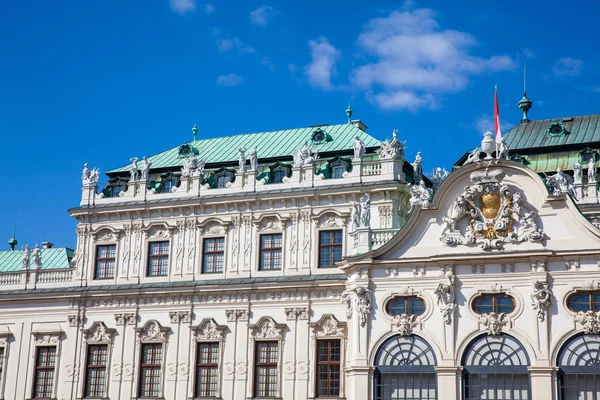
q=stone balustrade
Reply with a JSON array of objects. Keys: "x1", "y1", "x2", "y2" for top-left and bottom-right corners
[
  {"x1": 0, "y1": 268, "x2": 74, "y2": 289},
  {"x1": 372, "y1": 228, "x2": 400, "y2": 249}
]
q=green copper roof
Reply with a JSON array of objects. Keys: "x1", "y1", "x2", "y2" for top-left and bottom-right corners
[
  {"x1": 108, "y1": 123, "x2": 380, "y2": 173},
  {"x1": 0, "y1": 247, "x2": 74, "y2": 273},
  {"x1": 504, "y1": 114, "x2": 600, "y2": 151},
  {"x1": 519, "y1": 151, "x2": 581, "y2": 173}
]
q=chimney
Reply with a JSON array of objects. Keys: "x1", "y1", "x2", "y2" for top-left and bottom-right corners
[
  {"x1": 42, "y1": 242, "x2": 54, "y2": 249},
  {"x1": 351, "y1": 120, "x2": 368, "y2": 132}
]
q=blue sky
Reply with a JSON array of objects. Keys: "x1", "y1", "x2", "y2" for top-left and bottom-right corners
[{"x1": 1, "y1": 0, "x2": 599, "y2": 249}]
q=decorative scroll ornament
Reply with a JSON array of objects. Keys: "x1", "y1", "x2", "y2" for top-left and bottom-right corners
[
  {"x1": 251, "y1": 317, "x2": 285, "y2": 339},
  {"x1": 575, "y1": 311, "x2": 600, "y2": 334},
  {"x1": 136, "y1": 320, "x2": 169, "y2": 342},
  {"x1": 393, "y1": 314, "x2": 417, "y2": 336},
  {"x1": 434, "y1": 271, "x2": 457, "y2": 324},
  {"x1": 479, "y1": 312, "x2": 508, "y2": 336},
  {"x1": 310, "y1": 314, "x2": 346, "y2": 337},
  {"x1": 440, "y1": 168, "x2": 545, "y2": 250},
  {"x1": 341, "y1": 286, "x2": 372, "y2": 328},
  {"x1": 530, "y1": 280, "x2": 552, "y2": 322},
  {"x1": 194, "y1": 318, "x2": 227, "y2": 340},
  {"x1": 83, "y1": 321, "x2": 115, "y2": 343}
]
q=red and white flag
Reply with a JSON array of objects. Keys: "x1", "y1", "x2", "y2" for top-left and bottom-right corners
[{"x1": 494, "y1": 85, "x2": 502, "y2": 143}]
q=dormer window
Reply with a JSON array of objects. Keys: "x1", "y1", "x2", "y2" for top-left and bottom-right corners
[
  {"x1": 111, "y1": 184, "x2": 125, "y2": 197},
  {"x1": 547, "y1": 121, "x2": 568, "y2": 137},
  {"x1": 328, "y1": 156, "x2": 351, "y2": 179},
  {"x1": 580, "y1": 148, "x2": 597, "y2": 164},
  {"x1": 269, "y1": 162, "x2": 292, "y2": 184},
  {"x1": 159, "y1": 171, "x2": 180, "y2": 194},
  {"x1": 212, "y1": 168, "x2": 236, "y2": 188}
]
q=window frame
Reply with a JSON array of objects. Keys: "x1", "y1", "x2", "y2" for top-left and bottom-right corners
[
  {"x1": 566, "y1": 291, "x2": 600, "y2": 312},
  {"x1": 138, "y1": 343, "x2": 163, "y2": 398},
  {"x1": 189, "y1": 318, "x2": 227, "y2": 399},
  {"x1": 317, "y1": 229, "x2": 344, "y2": 268},
  {"x1": 29, "y1": 331, "x2": 62, "y2": 400},
  {"x1": 212, "y1": 167, "x2": 236, "y2": 189},
  {"x1": 201, "y1": 237, "x2": 226, "y2": 274},
  {"x1": 269, "y1": 162, "x2": 292, "y2": 184},
  {"x1": 83, "y1": 344, "x2": 109, "y2": 398},
  {"x1": 94, "y1": 244, "x2": 117, "y2": 280},
  {"x1": 79, "y1": 321, "x2": 115, "y2": 400},
  {"x1": 385, "y1": 296, "x2": 426, "y2": 317},
  {"x1": 258, "y1": 233, "x2": 283, "y2": 271},
  {"x1": 248, "y1": 317, "x2": 286, "y2": 400},
  {"x1": 134, "y1": 320, "x2": 169, "y2": 399},
  {"x1": 316, "y1": 339, "x2": 342, "y2": 398},
  {"x1": 327, "y1": 156, "x2": 351, "y2": 179},
  {"x1": 33, "y1": 346, "x2": 58, "y2": 399},
  {"x1": 195, "y1": 342, "x2": 220, "y2": 398},
  {"x1": 308, "y1": 314, "x2": 346, "y2": 399},
  {"x1": 471, "y1": 293, "x2": 516, "y2": 315},
  {"x1": 253, "y1": 341, "x2": 279, "y2": 398},
  {"x1": 146, "y1": 240, "x2": 170, "y2": 277},
  {"x1": 0, "y1": 332, "x2": 11, "y2": 400}
]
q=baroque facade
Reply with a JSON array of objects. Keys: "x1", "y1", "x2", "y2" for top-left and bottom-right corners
[{"x1": 1, "y1": 112, "x2": 600, "y2": 400}]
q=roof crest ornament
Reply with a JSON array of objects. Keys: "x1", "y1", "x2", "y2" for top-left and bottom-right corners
[{"x1": 518, "y1": 59, "x2": 533, "y2": 122}]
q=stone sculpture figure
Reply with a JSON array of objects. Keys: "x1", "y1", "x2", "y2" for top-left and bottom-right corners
[
  {"x1": 82, "y1": 163, "x2": 90, "y2": 184},
  {"x1": 181, "y1": 155, "x2": 196, "y2": 178},
  {"x1": 341, "y1": 286, "x2": 372, "y2": 328},
  {"x1": 408, "y1": 181, "x2": 433, "y2": 212},
  {"x1": 575, "y1": 310, "x2": 600, "y2": 334},
  {"x1": 377, "y1": 129, "x2": 405, "y2": 160},
  {"x1": 22, "y1": 245, "x2": 30, "y2": 269},
  {"x1": 496, "y1": 137, "x2": 510, "y2": 160},
  {"x1": 431, "y1": 167, "x2": 449, "y2": 189},
  {"x1": 194, "y1": 158, "x2": 206, "y2": 177},
  {"x1": 573, "y1": 161, "x2": 582, "y2": 184},
  {"x1": 394, "y1": 314, "x2": 417, "y2": 336},
  {"x1": 350, "y1": 201, "x2": 360, "y2": 231},
  {"x1": 413, "y1": 152, "x2": 422, "y2": 179},
  {"x1": 129, "y1": 157, "x2": 139, "y2": 181},
  {"x1": 31, "y1": 244, "x2": 41, "y2": 269},
  {"x1": 359, "y1": 194, "x2": 371, "y2": 228},
  {"x1": 479, "y1": 312, "x2": 507, "y2": 336},
  {"x1": 353, "y1": 136, "x2": 366, "y2": 161},
  {"x1": 293, "y1": 141, "x2": 319, "y2": 167},
  {"x1": 588, "y1": 159, "x2": 597, "y2": 183},
  {"x1": 546, "y1": 168, "x2": 577, "y2": 199},
  {"x1": 434, "y1": 271, "x2": 457, "y2": 324},
  {"x1": 248, "y1": 146, "x2": 258, "y2": 171},
  {"x1": 530, "y1": 280, "x2": 552, "y2": 322},
  {"x1": 464, "y1": 147, "x2": 481, "y2": 165},
  {"x1": 141, "y1": 157, "x2": 152, "y2": 181},
  {"x1": 238, "y1": 147, "x2": 246, "y2": 172}
]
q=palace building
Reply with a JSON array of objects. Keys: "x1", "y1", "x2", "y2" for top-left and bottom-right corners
[{"x1": 1, "y1": 103, "x2": 600, "y2": 400}]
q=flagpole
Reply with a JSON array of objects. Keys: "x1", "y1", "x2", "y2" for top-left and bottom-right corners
[{"x1": 495, "y1": 85, "x2": 498, "y2": 157}]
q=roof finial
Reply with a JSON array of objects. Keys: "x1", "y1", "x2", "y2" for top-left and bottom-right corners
[
  {"x1": 518, "y1": 59, "x2": 533, "y2": 123},
  {"x1": 192, "y1": 123, "x2": 199, "y2": 141},
  {"x1": 346, "y1": 104, "x2": 353, "y2": 124},
  {"x1": 8, "y1": 216, "x2": 17, "y2": 251}
]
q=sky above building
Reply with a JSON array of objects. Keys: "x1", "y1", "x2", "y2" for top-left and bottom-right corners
[{"x1": 1, "y1": 0, "x2": 599, "y2": 249}]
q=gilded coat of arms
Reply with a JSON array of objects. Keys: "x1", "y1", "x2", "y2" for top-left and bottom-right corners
[{"x1": 440, "y1": 169, "x2": 544, "y2": 250}]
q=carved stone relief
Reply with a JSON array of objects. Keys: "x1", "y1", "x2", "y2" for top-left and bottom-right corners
[
  {"x1": 479, "y1": 312, "x2": 508, "y2": 335},
  {"x1": 310, "y1": 314, "x2": 346, "y2": 337},
  {"x1": 202, "y1": 221, "x2": 227, "y2": 235},
  {"x1": 193, "y1": 318, "x2": 227, "y2": 340},
  {"x1": 317, "y1": 213, "x2": 345, "y2": 228},
  {"x1": 115, "y1": 313, "x2": 137, "y2": 325},
  {"x1": 250, "y1": 317, "x2": 286, "y2": 340},
  {"x1": 393, "y1": 314, "x2": 417, "y2": 336},
  {"x1": 83, "y1": 321, "x2": 115, "y2": 343},
  {"x1": 136, "y1": 320, "x2": 169, "y2": 342},
  {"x1": 341, "y1": 286, "x2": 372, "y2": 328},
  {"x1": 575, "y1": 311, "x2": 600, "y2": 334}
]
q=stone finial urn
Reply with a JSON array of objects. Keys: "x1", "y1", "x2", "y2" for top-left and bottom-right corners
[{"x1": 481, "y1": 131, "x2": 495, "y2": 160}]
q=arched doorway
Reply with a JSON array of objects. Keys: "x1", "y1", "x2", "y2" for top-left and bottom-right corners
[
  {"x1": 373, "y1": 334, "x2": 437, "y2": 400},
  {"x1": 462, "y1": 334, "x2": 530, "y2": 400},
  {"x1": 557, "y1": 334, "x2": 600, "y2": 400}
]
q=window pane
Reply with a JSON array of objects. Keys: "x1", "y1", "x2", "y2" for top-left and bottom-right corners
[
  {"x1": 196, "y1": 343, "x2": 219, "y2": 397},
  {"x1": 317, "y1": 339, "x2": 341, "y2": 397},
  {"x1": 34, "y1": 346, "x2": 57, "y2": 398},
  {"x1": 85, "y1": 344, "x2": 108, "y2": 397},
  {"x1": 255, "y1": 342, "x2": 278, "y2": 397},
  {"x1": 497, "y1": 295, "x2": 516, "y2": 313},
  {"x1": 203, "y1": 238, "x2": 225, "y2": 273},
  {"x1": 140, "y1": 344, "x2": 162, "y2": 397},
  {"x1": 95, "y1": 244, "x2": 116, "y2": 279}
]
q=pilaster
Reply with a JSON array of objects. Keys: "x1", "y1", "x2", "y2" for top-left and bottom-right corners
[
  {"x1": 528, "y1": 366, "x2": 557, "y2": 400},
  {"x1": 434, "y1": 366, "x2": 462, "y2": 400}
]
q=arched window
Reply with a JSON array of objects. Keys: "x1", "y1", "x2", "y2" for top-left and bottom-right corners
[
  {"x1": 472, "y1": 293, "x2": 515, "y2": 314},
  {"x1": 374, "y1": 335, "x2": 436, "y2": 400},
  {"x1": 557, "y1": 334, "x2": 600, "y2": 400},
  {"x1": 567, "y1": 291, "x2": 600, "y2": 312},
  {"x1": 462, "y1": 334, "x2": 530, "y2": 400},
  {"x1": 385, "y1": 296, "x2": 426, "y2": 317}
]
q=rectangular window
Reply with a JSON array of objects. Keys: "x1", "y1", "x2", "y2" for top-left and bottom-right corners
[
  {"x1": 84, "y1": 344, "x2": 108, "y2": 398},
  {"x1": 332, "y1": 165, "x2": 346, "y2": 179},
  {"x1": 139, "y1": 343, "x2": 162, "y2": 397},
  {"x1": 318, "y1": 230, "x2": 343, "y2": 268},
  {"x1": 259, "y1": 234, "x2": 282, "y2": 271},
  {"x1": 95, "y1": 244, "x2": 116, "y2": 279},
  {"x1": 316, "y1": 339, "x2": 341, "y2": 397},
  {"x1": 195, "y1": 342, "x2": 219, "y2": 397},
  {"x1": 254, "y1": 341, "x2": 278, "y2": 397},
  {"x1": 202, "y1": 238, "x2": 225, "y2": 273},
  {"x1": 33, "y1": 346, "x2": 57, "y2": 399},
  {"x1": 147, "y1": 241, "x2": 169, "y2": 277}
]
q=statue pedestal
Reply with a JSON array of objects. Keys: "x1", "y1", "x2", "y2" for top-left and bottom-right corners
[
  {"x1": 233, "y1": 171, "x2": 245, "y2": 189},
  {"x1": 352, "y1": 228, "x2": 371, "y2": 255},
  {"x1": 588, "y1": 182, "x2": 598, "y2": 203},
  {"x1": 288, "y1": 166, "x2": 303, "y2": 184},
  {"x1": 380, "y1": 159, "x2": 405, "y2": 182},
  {"x1": 121, "y1": 181, "x2": 138, "y2": 198},
  {"x1": 575, "y1": 183, "x2": 583, "y2": 201},
  {"x1": 80, "y1": 183, "x2": 97, "y2": 206}
]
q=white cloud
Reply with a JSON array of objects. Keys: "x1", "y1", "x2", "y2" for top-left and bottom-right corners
[
  {"x1": 553, "y1": 57, "x2": 583, "y2": 77},
  {"x1": 216, "y1": 73, "x2": 244, "y2": 87},
  {"x1": 261, "y1": 57, "x2": 276, "y2": 71},
  {"x1": 288, "y1": 63, "x2": 297, "y2": 73},
  {"x1": 203, "y1": 4, "x2": 215, "y2": 13},
  {"x1": 169, "y1": 0, "x2": 196, "y2": 14},
  {"x1": 305, "y1": 37, "x2": 341, "y2": 91},
  {"x1": 250, "y1": 5, "x2": 278, "y2": 25},
  {"x1": 473, "y1": 114, "x2": 515, "y2": 134},
  {"x1": 217, "y1": 38, "x2": 256, "y2": 54},
  {"x1": 349, "y1": 9, "x2": 515, "y2": 110}
]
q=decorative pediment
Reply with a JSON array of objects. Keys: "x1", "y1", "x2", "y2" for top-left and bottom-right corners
[
  {"x1": 249, "y1": 317, "x2": 286, "y2": 340},
  {"x1": 82, "y1": 321, "x2": 115, "y2": 343},
  {"x1": 201, "y1": 221, "x2": 227, "y2": 235},
  {"x1": 32, "y1": 330, "x2": 63, "y2": 345},
  {"x1": 257, "y1": 216, "x2": 283, "y2": 232},
  {"x1": 0, "y1": 330, "x2": 13, "y2": 346},
  {"x1": 192, "y1": 318, "x2": 227, "y2": 340},
  {"x1": 440, "y1": 168, "x2": 545, "y2": 250},
  {"x1": 146, "y1": 224, "x2": 172, "y2": 239},
  {"x1": 135, "y1": 320, "x2": 169, "y2": 342},
  {"x1": 309, "y1": 314, "x2": 346, "y2": 337},
  {"x1": 93, "y1": 228, "x2": 119, "y2": 242},
  {"x1": 317, "y1": 212, "x2": 345, "y2": 228}
]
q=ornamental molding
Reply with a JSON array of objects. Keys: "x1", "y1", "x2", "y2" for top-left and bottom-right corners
[
  {"x1": 82, "y1": 321, "x2": 116, "y2": 343},
  {"x1": 68, "y1": 314, "x2": 84, "y2": 327},
  {"x1": 92, "y1": 227, "x2": 121, "y2": 243},
  {"x1": 169, "y1": 311, "x2": 192, "y2": 324},
  {"x1": 478, "y1": 312, "x2": 509, "y2": 336},
  {"x1": 135, "y1": 320, "x2": 169, "y2": 342},
  {"x1": 256, "y1": 216, "x2": 284, "y2": 232},
  {"x1": 192, "y1": 318, "x2": 227, "y2": 340},
  {"x1": 225, "y1": 309, "x2": 249, "y2": 322},
  {"x1": 575, "y1": 311, "x2": 600, "y2": 334},
  {"x1": 309, "y1": 314, "x2": 346, "y2": 338},
  {"x1": 284, "y1": 307, "x2": 309, "y2": 321},
  {"x1": 316, "y1": 212, "x2": 346, "y2": 228},
  {"x1": 249, "y1": 317, "x2": 286, "y2": 340},
  {"x1": 0, "y1": 330, "x2": 13, "y2": 346},
  {"x1": 530, "y1": 280, "x2": 552, "y2": 322},
  {"x1": 341, "y1": 286, "x2": 372, "y2": 328},
  {"x1": 144, "y1": 223, "x2": 173, "y2": 239},
  {"x1": 201, "y1": 220, "x2": 228, "y2": 236},
  {"x1": 440, "y1": 168, "x2": 545, "y2": 250},
  {"x1": 115, "y1": 313, "x2": 137, "y2": 325},
  {"x1": 32, "y1": 330, "x2": 63, "y2": 345}
]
